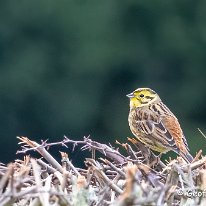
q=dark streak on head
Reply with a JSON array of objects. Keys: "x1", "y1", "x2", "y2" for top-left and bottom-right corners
[{"x1": 145, "y1": 96, "x2": 154, "y2": 100}]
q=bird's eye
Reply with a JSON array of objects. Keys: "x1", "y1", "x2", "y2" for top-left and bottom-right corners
[{"x1": 139, "y1": 94, "x2": 144, "y2": 98}]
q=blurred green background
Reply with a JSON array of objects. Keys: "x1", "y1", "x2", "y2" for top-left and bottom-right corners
[{"x1": 0, "y1": 0, "x2": 205, "y2": 163}]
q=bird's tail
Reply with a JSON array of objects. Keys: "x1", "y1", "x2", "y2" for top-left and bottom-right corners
[{"x1": 180, "y1": 151, "x2": 193, "y2": 163}]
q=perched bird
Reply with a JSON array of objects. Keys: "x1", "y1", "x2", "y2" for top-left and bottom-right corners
[{"x1": 127, "y1": 87, "x2": 193, "y2": 163}]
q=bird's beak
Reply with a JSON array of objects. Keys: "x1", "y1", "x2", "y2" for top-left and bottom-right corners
[{"x1": 126, "y1": 92, "x2": 134, "y2": 98}]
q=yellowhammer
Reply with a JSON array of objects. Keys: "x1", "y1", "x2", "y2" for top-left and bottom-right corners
[{"x1": 127, "y1": 87, "x2": 193, "y2": 163}]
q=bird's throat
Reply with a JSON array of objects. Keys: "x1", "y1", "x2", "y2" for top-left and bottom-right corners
[{"x1": 130, "y1": 98, "x2": 142, "y2": 108}]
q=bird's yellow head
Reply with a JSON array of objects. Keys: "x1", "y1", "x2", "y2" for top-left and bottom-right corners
[{"x1": 127, "y1": 88, "x2": 160, "y2": 108}]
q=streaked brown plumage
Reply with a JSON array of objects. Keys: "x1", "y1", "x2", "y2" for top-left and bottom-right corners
[{"x1": 127, "y1": 88, "x2": 193, "y2": 163}]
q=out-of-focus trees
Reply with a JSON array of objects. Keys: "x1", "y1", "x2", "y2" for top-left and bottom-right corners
[{"x1": 0, "y1": 0, "x2": 205, "y2": 162}]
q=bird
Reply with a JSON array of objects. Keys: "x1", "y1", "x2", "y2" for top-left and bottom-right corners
[{"x1": 126, "y1": 87, "x2": 193, "y2": 163}]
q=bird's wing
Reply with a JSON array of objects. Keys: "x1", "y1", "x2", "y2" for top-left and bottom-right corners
[
  {"x1": 134, "y1": 112, "x2": 180, "y2": 150},
  {"x1": 161, "y1": 115, "x2": 188, "y2": 153},
  {"x1": 133, "y1": 108, "x2": 191, "y2": 161}
]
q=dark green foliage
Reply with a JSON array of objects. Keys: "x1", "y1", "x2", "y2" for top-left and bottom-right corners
[{"x1": 0, "y1": 0, "x2": 205, "y2": 162}]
